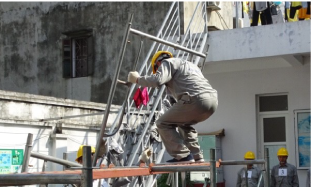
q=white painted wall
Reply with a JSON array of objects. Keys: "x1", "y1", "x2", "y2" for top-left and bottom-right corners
[
  {"x1": 0, "y1": 125, "x2": 99, "y2": 187},
  {"x1": 197, "y1": 64, "x2": 310, "y2": 186}
]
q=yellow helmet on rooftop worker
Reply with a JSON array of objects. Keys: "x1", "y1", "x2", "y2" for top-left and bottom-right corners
[
  {"x1": 75, "y1": 145, "x2": 96, "y2": 162},
  {"x1": 277, "y1": 147, "x2": 288, "y2": 156},
  {"x1": 151, "y1": 51, "x2": 173, "y2": 74},
  {"x1": 244, "y1": 151, "x2": 255, "y2": 160}
]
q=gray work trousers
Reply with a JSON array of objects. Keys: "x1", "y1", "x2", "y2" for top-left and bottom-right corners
[{"x1": 156, "y1": 92, "x2": 218, "y2": 160}]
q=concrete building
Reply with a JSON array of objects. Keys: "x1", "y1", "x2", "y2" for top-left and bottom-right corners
[
  {"x1": 0, "y1": 2, "x2": 310, "y2": 186},
  {"x1": 201, "y1": 19, "x2": 310, "y2": 185}
]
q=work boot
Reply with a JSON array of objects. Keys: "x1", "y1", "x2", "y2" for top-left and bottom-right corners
[{"x1": 166, "y1": 154, "x2": 194, "y2": 164}]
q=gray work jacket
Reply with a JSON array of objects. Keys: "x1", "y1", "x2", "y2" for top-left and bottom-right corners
[
  {"x1": 270, "y1": 163, "x2": 299, "y2": 187},
  {"x1": 138, "y1": 58, "x2": 216, "y2": 100},
  {"x1": 236, "y1": 166, "x2": 263, "y2": 187}
]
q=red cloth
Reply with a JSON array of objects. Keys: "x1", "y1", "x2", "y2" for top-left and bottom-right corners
[
  {"x1": 133, "y1": 87, "x2": 149, "y2": 108},
  {"x1": 133, "y1": 88, "x2": 142, "y2": 108},
  {"x1": 141, "y1": 87, "x2": 149, "y2": 106}
]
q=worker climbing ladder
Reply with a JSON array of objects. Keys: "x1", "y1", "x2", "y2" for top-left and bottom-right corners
[{"x1": 91, "y1": 2, "x2": 211, "y2": 187}]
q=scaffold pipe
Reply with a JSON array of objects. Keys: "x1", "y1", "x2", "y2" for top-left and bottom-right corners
[
  {"x1": 0, "y1": 174, "x2": 80, "y2": 185},
  {"x1": 31, "y1": 152, "x2": 82, "y2": 167},
  {"x1": 220, "y1": 159, "x2": 265, "y2": 165},
  {"x1": 151, "y1": 165, "x2": 210, "y2": 172}
]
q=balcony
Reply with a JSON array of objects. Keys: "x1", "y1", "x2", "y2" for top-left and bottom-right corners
[{"x1": 204, "y1": 15, "x2": 310, "y2": 74}]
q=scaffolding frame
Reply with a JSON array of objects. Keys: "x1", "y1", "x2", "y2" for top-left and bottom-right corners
[{"x1": 0, "y1": 147, "x2": 270, "y2": 187}]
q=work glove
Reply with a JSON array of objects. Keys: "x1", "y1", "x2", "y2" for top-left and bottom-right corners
[
  {"x1": 139, "y1": 147, "x2": 152, "y2": 163},
  {"x1": 128, "y1": 71, "x2": 140, "y2": 83}
]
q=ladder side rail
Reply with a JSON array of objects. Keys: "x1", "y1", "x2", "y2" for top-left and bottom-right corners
[
  {"x1": 203, "y1": 2, "x2": 208, "y2": 34},
  {"x1": 92, "y1": 14, "x2": 133, "y2": 166},
  {"x1": 107, "y1": 41, "x2": 145, "y2": 135},
  {"x1": 124, "y1": 40, "x2": 144, "y2": 129},
  {"x1": 177, "y1": 2, "x2": 181, "y2": 45}
]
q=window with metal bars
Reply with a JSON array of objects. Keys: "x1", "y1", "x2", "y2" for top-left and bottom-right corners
[{"x1": 62, "y1": 29, "x2": 94, "y2": 78}]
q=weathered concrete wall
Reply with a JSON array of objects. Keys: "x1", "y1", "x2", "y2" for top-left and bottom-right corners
[
  {"x1": 0, "y1": 89, "x2": 120, "y2": 128},
  {"x1": 0, "y1": 2, "x2": 171, "y2": 104}
]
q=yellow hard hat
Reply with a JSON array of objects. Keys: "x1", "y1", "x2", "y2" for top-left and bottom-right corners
[
  {"x1": 244, "y1": 151, "x2": 255, "y2": 160},
  {"x1": 75, "y1": 145, "x2": 96, "y2": 162},
  {"x1": 151, "y1": 51, "x2": 173, "y2": 74},
  {"x1": 277, "y1": 147, "x2": 288, "y2": 156}
]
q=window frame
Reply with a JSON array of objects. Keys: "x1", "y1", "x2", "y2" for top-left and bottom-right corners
[
  {"x1": 256, "y1": 93, "x2": 289, "y2": 169},
  {"x1": 62, "y1": 29, "x2": 94, "y2": 78}
]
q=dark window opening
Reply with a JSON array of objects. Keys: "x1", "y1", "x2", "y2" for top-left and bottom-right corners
[
  {"x1": 62, "y1": 29, "x2": 94, "y2": 78},
  {"x1": 263, "y1": 117, "x2": 286, "y2": 142},
  {"x1": 259, "y1": 95, "x2": 288, "y2": 112}
]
